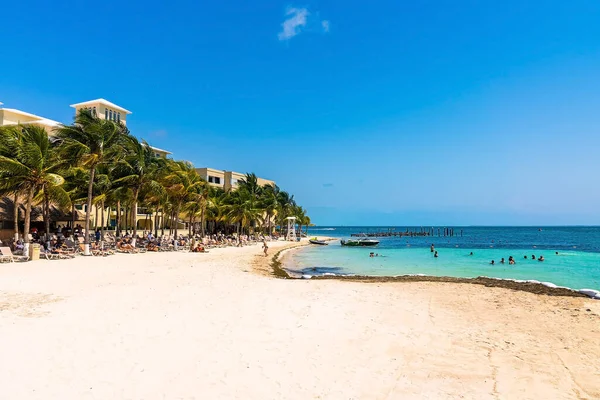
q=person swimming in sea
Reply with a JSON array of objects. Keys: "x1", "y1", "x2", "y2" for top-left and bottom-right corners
[
  {"x1": 500, "y1": 258, "x2": 505, "y2": 264},
  {"x1": 538, "y1": 255, "x2": 545, "y2": 262},
  {"x1": 469, "y1": 252, "x2": 474, "y2": 256},
  {"x1": 491, "y1": 260, "x2": 495, "y2": 265},
  {"x1": 434, "y1": 251, "x2": 438, "y2": 258},
  {"x1": 430, "y1": 244, "x2": 435, "y2": 253},
  {"x1": 524, "y1": 255, "x2": 528, "y2": 259},
  {"x1": 509, "y1": 256, "x2": 515, "y2": 265},
  {"x1": 532, "y1": 255, "x2": 536, "y2": 260}
]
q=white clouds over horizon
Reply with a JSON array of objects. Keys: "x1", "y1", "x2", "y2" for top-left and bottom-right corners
[{"x1": 278, "y1": 7, "x2": 330, "y2": 41}]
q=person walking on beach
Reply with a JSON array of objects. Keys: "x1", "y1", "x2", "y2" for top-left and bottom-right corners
[{"x1": 262, "y1": 240, "x2": 269, "y2": 257}]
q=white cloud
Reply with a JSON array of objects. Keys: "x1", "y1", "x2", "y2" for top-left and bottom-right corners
[
  {"x1": 278, "y1": 7, "x2": 330, "y2": 41},
  {"x1": 278, "y1": 8, "x2": 310, "y2": 41}
]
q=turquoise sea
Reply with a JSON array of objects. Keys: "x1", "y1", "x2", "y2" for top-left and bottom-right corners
[{"x1": 287, "y1": 227, "x2": 600, "y2": 292}]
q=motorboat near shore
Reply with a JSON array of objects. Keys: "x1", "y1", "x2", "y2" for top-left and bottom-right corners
[
  {"x1": 340, "y1": 235, "x2": 380, "y2": 247},
  {"x1": 309, "y1": 238, "x2": 329, "y2": 245}
]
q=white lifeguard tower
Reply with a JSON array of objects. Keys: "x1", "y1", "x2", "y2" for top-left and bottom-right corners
[{"x1": 286, "y1": 216, "x2": 297, "y2": 241}]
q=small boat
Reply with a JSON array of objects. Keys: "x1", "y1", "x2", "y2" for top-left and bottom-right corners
[
  {"x1": 309, "y1": 238, "x2": 328, "y2": 245},
  {"x1": 340, "y1": 235, "x2": 380, "y2": 247}
]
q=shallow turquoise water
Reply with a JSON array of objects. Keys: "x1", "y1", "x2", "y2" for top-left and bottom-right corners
[{"x1": 289, "y1": 227, "x2": 600, "y2": 291}]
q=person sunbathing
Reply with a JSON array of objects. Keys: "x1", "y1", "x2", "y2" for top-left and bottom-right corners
[
  {"x1": 192, "y1": 243, "x2": 206, "y2": 253},
  {"x1": 117, "y1": 240, "x2": 136, "y2": 252},
  {"x1": 146, "y1": 242, "x2": 159, "y2": 252}
]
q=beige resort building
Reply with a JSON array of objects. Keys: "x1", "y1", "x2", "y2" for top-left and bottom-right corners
[
  {"x1": 0, "y1": 99, "x2": 274, "y2": 239},
  {"x1": 196, "y1": 168, "x2": 275, "y2": 191}
]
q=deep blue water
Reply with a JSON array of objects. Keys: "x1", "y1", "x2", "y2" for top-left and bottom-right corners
[{"x1": 289, "y1": 226, "x2": 600, "y2": 292}]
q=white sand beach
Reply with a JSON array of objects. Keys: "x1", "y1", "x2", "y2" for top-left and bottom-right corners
[{"x1": 1, "y1": 239, "x2": 599, "y2": 399}]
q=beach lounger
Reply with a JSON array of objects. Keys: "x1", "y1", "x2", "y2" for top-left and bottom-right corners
[{"x1": 0, "y1": 247, "x2": 30, "y2": 262}]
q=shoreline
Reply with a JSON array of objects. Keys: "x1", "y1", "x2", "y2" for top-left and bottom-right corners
[
  {"x1": 1, "y1": 239, "x2": 600, "y2": 398},
  {"x1": 272, "y1": 239, "x2": 598, "y2": 299}
]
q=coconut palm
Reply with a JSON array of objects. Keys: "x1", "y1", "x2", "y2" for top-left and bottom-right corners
[
  {"x1": 0, "y1": 125, "x2": 69, "y2": 253},
  {"x1": 111, "y1": 137, "x2": 164, "y2": 244},
  {"x1": 55, "y1": 109, "x2": 126, "y2": 254},
  {"x1": 224, "y1": 189, "x2": 262, "y2": 235},
  {"x1": 260, "y1": 183, "x2": 279, "y2": 235},
  {"x1": 205, "y1": 187, "x2": 227, "y2": 235},
  {"x1": 161, "y1": 160, "x2": 203, "y2": 239},
  {"x1": 0, "y1": 126, "x2": 24, "y2": 240}
]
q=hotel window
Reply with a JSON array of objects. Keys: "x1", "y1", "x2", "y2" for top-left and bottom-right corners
[
  {"x1": 208, "y1": 176, "x2": 221, "y2": 184},
  {"x1": 109, "y1": 110, "x2": 113, "y2": 121},
  {"x1": 117, "y1": 112, "x2": 121, "y2": 122},
  {"x1": 105, "y1": 109, "x2": 108, "y2": 119},
  {"x1": 93, "y1": 106, "x2": 97, "y2": 116}
]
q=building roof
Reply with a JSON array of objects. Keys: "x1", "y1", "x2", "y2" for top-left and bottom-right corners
[
  {"x1": 70, "y1": 98, "x2": 132, "y2": 114},
  {"x1": 21, "y1": 118, "x2": 61, "y2": 127},
  {"x1": 150, "y1": 145, "x2": 172, "y2": 155},
  {"x1": 0, "y1": 108, "x2": 47, "y2": 120}
]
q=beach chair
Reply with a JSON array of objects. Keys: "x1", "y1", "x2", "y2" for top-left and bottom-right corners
[
  {"x1": 0, "y1": 247, "x2": 30, "y2": 262},
  {"x1": 41, "y1": 249, "x2": 61, "y2": 260}
]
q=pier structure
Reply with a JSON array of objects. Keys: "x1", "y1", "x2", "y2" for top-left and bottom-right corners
[{"x1": 350, "y1": 227, "x2": 463, "y2": 238}]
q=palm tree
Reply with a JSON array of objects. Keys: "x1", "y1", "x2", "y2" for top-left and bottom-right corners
[
  {"x1": 260, "y1": 184, "x2": 279, "y2": 235},
  {"x1": 205, "y1": 187, "x2": 227, "y2": 235},
  {"x1": 276, "y1": 190, "x2": 296, "y2": 235},
  {"x1": 55, "y1": 109, "x2": 126, "y2": 255},
  {"x1": 225, "y1": 189, "x2": 262, "y2": 236},
  {"x1": 111, "y1": 137, "x2": 164, "y2": 245},
  {"x1": 0, "y1": 125, "x2": 69, "y2": 254},
  {"x1": 161, "y1": 160, "x2": 203, "y2": 239},
  {"x1": 238, "y1": 173, "x2": 262, "y2": 199},
  {"x1": 0, "y1": 127, "x2": 24, "y2": 241}
]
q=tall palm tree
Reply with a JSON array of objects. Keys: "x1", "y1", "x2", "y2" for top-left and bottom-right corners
[
  {"x1": 238, "y1": 173, "x2": 262, "y2": 199},
  {"x1": 0, "y1": 127, "x2": 24, "y2": 241},
  {"x1": 205, "y1": 187, "x2": 227, "y2": 235},
  {"x1": 161, "y1": 160, "x2": 203, "y2": 238},
  {"x1": 111, "y1": 137, "x2": 163, "y2": 245},
  {"x1": 260, "y1": 183, "x2": 279, "y2": 235},
  {"x1": 225, "y1": 189, "x2": 262, "y2": 235},
  {"x1": 276, "y1": 190, "x2": 296, "y2": 235},
  {"x1": 0, "y1": 125, "x2": 69, "y2": 254},
  {"x1": 55, "y1": 109, "x2": 126, "y2": 255}
]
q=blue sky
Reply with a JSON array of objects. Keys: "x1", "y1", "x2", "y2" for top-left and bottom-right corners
[{"x1": 2, "y1": 0, "x2": 600, "y2": 225}]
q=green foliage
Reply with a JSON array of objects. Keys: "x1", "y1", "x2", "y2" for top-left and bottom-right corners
[{"x1": 0, "y1": 118, "x2": 309, "y2": 239}]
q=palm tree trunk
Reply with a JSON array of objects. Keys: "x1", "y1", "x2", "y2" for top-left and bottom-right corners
[
  {"x1": 188, "y1": 214, "x2": 192, "y2": 237},
  {"x1": 84, "y1": 166, "x2": 96, "y2": 255},
  {"x1": 13, "y1": 193, "x2": 19, "y2": 242},
  {"x1": 154, "y1": 209, "x2": 159, "y2": 238},
  {"x1": 131, "y1": 192, "x2": 139, "y2": 246},
  {"x1": 23, "y1": 186, "x2": 34, "y2": 256},
  {"x1": 100, "y1": 200, "x2": 105, "y2": 242},
  {"x1": 44, "y1": 190, "x2": 51, "y2": 248},
  {"x1": 174, "y1": 205, "x2": 180, "y2": 238},
  {"x1": 71, "y1": 204, "x2": 76, "y2": 235},
  {"x1": 125, "y1": 207, "x2": 129, "y2": 235},
  {"x1": 94, "y1": 202, "x2": 98, "y2": 231},
  {"x1": 161, "y1": 209, "x2": 165, "y2": 236},
  {"x1": 200, "y1": 207, "x2": 206, "y2": 238},
  {"x1": 116, "y1": 200, "x2": 121, "y2": 237}
]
